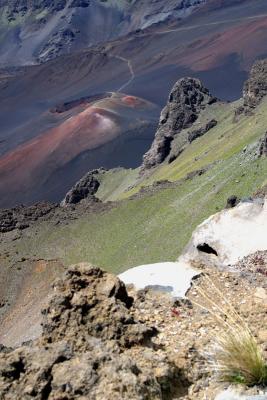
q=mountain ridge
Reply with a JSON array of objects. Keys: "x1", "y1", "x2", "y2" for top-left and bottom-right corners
[
  {"x1": 1, "y1": 0, "x2": 267, "y2": 207},
  {"x1": 0, "y1": 0, "x2": 207, "y2": 66}
]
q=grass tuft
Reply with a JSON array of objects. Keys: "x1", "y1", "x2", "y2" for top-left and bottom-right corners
[
  {"x1": 191, "y1": 276, "x2": 267, "y2": 386},
  {"x1": 213, "y1": 326, "x2": 267, "y2": 386}
]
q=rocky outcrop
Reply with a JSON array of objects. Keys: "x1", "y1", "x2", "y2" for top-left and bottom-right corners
[
  {"x1": 141, "y1": 78, "x2": 217, "y2": 171},
  {"x1": 243, "y1": 59, "x2": 267, "y2": 111},
  {"x1": 0, "y1": 202, "x2": 56, "y2": 233},
  {"x1": 233, "y1": 59, "x2": 267, "y2": 119},
  {"x1": 41, "y1": 263, "x2": 153, "y2": 349},
  {"x1": 0, "y1": 0, "x2": 89, "y2": 13},
  {"x1": 61, "y1": 170, "x2": 101, "y2": 206},
  {"x1": 0, "y1": 264, "x2": 183, "y2": 399},
  {"x1": 38, "y1": 29, "x2": 76, "y2": 63}
]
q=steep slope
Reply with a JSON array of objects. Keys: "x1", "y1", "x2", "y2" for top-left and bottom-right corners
[
  {"x1": 1, "y1": 87, "x2": 267, "y2": 272},
  {"x1": 1, "y1": 0, "x2": 267, "y2": 207},
  {"x1": 107, "y1": 59, "x2": 267, "y2": 198},
  {"x1": 1, "y1": 63, "x2": 267, "y2": 375}
]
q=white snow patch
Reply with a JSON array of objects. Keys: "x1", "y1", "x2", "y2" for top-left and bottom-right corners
[
  {"x1": 119, "y1": 199, "x2": 267, "y2": 298},
  {"x1": 119, "y1": 261, "x2": 199, "y2": 298},
  {"x1": 184, "y1": 199, "x2": 267, "y2": 267}
]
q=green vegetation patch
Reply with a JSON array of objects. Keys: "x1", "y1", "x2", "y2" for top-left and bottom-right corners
[{"x1": 5, "y1": 152, "x2": 267, "y2": 275}]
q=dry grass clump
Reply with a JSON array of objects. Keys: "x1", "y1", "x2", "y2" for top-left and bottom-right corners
[{"x1": 191, "y1": 275, "x2": 267, "y2": 386}]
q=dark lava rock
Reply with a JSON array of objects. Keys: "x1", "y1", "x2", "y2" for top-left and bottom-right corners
[
  {"x1": 61, "y1": 170, "x2": 100, "y2": 206},
  {"x1": 258, "y1": 132, "x2": 267, "y2": 158},
  {"x1": 0, "y1": 264, "x2": 183, "y2": 399},
  {"x1": 188, "y1": 119, "x2": 217, "y2": 143},
  {"x1": 50, "y1": 93, "x2": 111, "y2": 114},
  {"x1": 0, "y1": 0, "x2": 90, "y2": 13},
  {"x1": 141, "y1": 77, "x2": 217, "y2": 171},
  {"x1": 70, "y1": 0, "x2": 90, "y2": 7},
  {"x1": 0, "y1": 202, "x2": 57, "y2": 233},
  {"x1": 226, "y1": 195, "x2": 239, "y2": 209},
  {"x1": 243, "y1": 59, "x2": 267, "y2": 111}
]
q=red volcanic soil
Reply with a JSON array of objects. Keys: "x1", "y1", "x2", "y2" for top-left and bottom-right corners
[
  {"x1": 122, "y1": 95, "x2": 145, "y2": 107},
  {"x1": 0, "y1": 105, "x2": 119, "y2": 191},
  {"x1": 0, "y1": 259, "x2": 65, "y2": 347},
  {"x1": 0, "y1": 93, "x2": 159, "y2": 205},
  {"x1": 178, "y1": 16, "x2": 267, "y2": 72}
]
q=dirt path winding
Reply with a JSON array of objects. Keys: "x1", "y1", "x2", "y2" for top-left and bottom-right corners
[{"x1": 115, "y1": 55, "x2": 135, "y2": 93}]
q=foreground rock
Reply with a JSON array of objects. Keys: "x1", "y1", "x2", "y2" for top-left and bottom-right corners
[
  {"x1": 0, "y1": 264, "x2": 184, "y2": 399},
  {"x1": 141, "y1": 77, "x2": 217, "y2": 171},
  {"x1": 127, "y1": 254, "x2": 267, "y2": 400}
]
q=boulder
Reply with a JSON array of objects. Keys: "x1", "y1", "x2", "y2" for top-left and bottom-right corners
[{"x1": 0, "y1": 263, "x2": 183, "y2": 399}]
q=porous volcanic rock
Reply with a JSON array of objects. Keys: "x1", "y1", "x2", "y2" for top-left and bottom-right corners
[
  {"x1": 243, "y1": 59, "x2": 267, "y2": 111},
  {"x1": 41, "y1": 263, "x2": 154, "y2": 349},
  {"x1": 61, "y1": 170, "x2": 101, "y2": 206},
  {"x1": 141, "y1": 78, "x2": 217, "y2": 171},
  {"x1": 0, "y1": 264, "x2": 183, "y2": 399}
]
